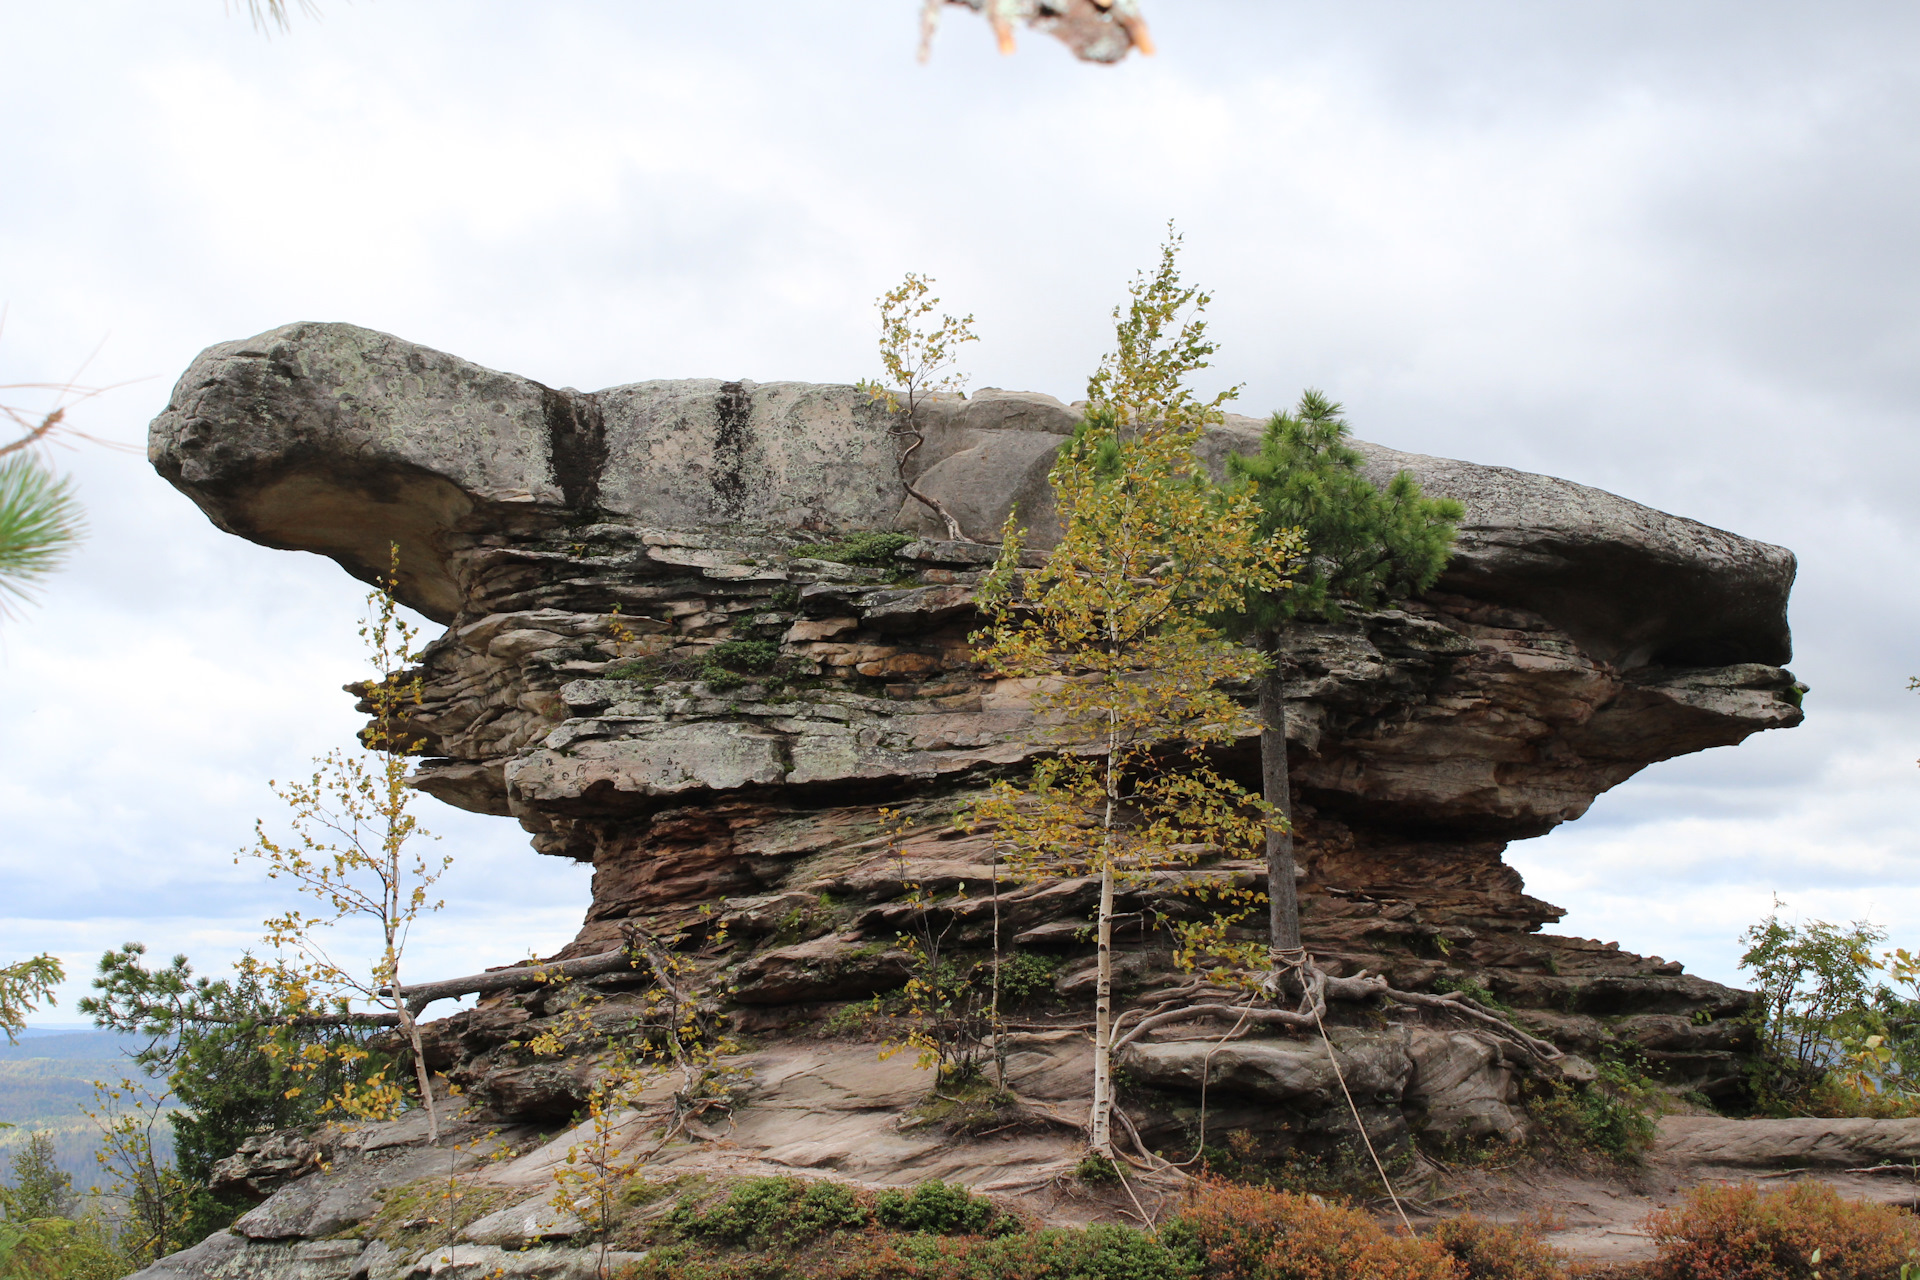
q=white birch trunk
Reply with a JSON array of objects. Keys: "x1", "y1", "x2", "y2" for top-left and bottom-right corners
[{"x1": 1090, "y1": 858, "x2": 1116, "y2": 1158}]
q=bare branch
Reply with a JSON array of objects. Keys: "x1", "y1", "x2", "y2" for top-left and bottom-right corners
[{"x1": 383, "y1": 946, "x2": 639, "y2": 1015}]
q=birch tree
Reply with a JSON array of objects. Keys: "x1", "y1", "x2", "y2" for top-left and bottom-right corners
[
  {"x1": 969, "y1": 233, "x2": 1302, "y2": 1160},
  {"x1": 858, "y1": 274, "x2": 979, "y2": 542},
  {"x1": 242, "y1": 545, "x2": 453, "y2": 1140}
]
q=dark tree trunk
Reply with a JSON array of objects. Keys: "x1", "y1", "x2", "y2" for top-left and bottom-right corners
[{"x1": 1259, "y1": 629, "x2": 1301, "y2": 953}]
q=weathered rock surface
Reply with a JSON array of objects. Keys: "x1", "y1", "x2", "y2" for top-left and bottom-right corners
[
  {"x1": 139, "y1": 322, "x2": 1814, "y2": 1276},
  {"x1": 124, "y1": 1062, "x2": 1920, "y2": 1280},
  {"x1": 1657, "y1": 1115, "x2": 1920, "y2": 1169}
]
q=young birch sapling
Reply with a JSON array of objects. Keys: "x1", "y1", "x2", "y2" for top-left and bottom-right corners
[
  {"x1": 242, "y1": 544, "x2": 452, "y2": 1140},
  {"x1": 536, "y1": 925, "x2": 745, "y2": 1276},
  {"x1": 857, "y1": 273, "x2": 978, "y2": 542},
  {"x1": 875, "y1": 808, "x2": 995, "y2": 1090},
  {"x1": 83, "y1": 1077, "x2": 189, "y2": 1266},
  {"x1": 969, "y1": 232, "x2": 1303, "y2": 1160}
]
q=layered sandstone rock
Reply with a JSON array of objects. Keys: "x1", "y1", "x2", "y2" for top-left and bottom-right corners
[{"x1": 152, "y1": 321, "x2": 1803, "y2": 1134}]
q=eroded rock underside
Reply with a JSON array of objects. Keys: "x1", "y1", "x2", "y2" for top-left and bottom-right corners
[{"x1": 151, "y1": 321, "x2": 1805, "y2": 1180}]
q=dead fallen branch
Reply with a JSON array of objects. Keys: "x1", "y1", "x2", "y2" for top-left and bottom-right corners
[
  {"x1": 1756, "y1": 1163, "x2": 1920, "y2": 1179},
  {"x1": 381, "y1": 946, "x2": 639, "y2": 1014}
]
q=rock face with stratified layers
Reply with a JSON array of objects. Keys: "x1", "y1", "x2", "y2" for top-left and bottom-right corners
[{"x1": 152, "y1": 321, "x2": 1802, "y2": 1135}]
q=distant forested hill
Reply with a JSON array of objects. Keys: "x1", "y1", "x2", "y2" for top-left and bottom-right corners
[{"x1": 0, "y1": 1030, "x2": 174, "y2": 1192}]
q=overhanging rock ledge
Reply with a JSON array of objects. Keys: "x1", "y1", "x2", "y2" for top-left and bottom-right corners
[{"x1": 151, "y1": 321, "x2": 1802, "y2": 1130}]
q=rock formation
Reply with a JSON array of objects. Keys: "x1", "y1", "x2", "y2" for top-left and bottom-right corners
[{"x1": 150, "y1": 321, "x2": 1802, "y2": 1177}]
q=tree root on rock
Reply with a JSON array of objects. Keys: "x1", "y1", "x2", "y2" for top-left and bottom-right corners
[{"x1": 1111, "y1": 957, "x2": 1563, "y2": 1072}]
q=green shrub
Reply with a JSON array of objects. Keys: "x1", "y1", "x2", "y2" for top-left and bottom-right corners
[
  {"x1": 872, "y1": 1181, "x2": 996, "y2": 1235},
  {"x1": 1429, "y1": 1215, "x2": 1570, "y2": 1279},
  {"x1": 1646, "y1": 1180, "x2": 1920, "y2": 1279},
  {"x1": 792, "y1": 532, "x2": 915, "y2": 566},
  {"x1": 0, "y1": 1215, "x2": 127, "y2": 1280},
  {"x1": 605, "y1": 653, "x2": 706, "y2": 685},
  {"x1": 670, "y1": 1176, "x2": 861, "y2": 1246},
  {"x1": 1524, "y1": 1067, "x2": 1657, "y2": 1162},
  {"x1": 1738, "y1": 905, "x2": 1920, "y2": 1113},
  {"x1": 1430, "y1": 975, "x2": 1513, "y2": 1015},
  {"x1": 1073, "y1": 1153, "x2": 1121, "y2": 1185},
  {"x1": 996, "y1": 953, "x2": 1059, "y2": 1005},
  {"x1": 909, "y1": 1085, "x2": 1025, "y2": 1137},
  {"x1": 871, "y1": 1224, "x2": 1198, "y2": 1280},
  {"x1": 606, "y1": 641, "x2": 784, "y2": 692},
  {"x1": 790, "y1": 1181, "x2": 870, "y2": 1238},
  {"x1": 708, "y1": 640, "x2": 780, "y2": 674}
]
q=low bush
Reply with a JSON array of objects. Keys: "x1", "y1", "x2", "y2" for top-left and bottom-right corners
[
  {"x1": 634, "y1": 1224, "x2": 1195, "y2": 1280},
  {"x1": 1429, "y1": 1215, "x2": 1570, "y2": 1279},
  {"x1": 606, "y1": 640, "x2": 789, "y2": 691},
  {"x1": 864, "y1": 1225, "x2": 1197, "y2": 1280},
  {"x1": 1164, "y1": 1178, "x2": 1458, "y2": 1280},
  {"x1": 1073, "y1": 1153, "x2": 1121, "y2": 1185},
  {"x1": 707, "y1": 640, "x2": 780, "y2": 674},
  {"x1": 636, "y1": 1173, "x2": 1577, "y2": 1280},
  {"x1": 1523, "y1": 1068, "x2": 1658, "y2": 1162},
  {"x1": 792, "y1": 532, "x2": 915, "y2": 566},
  {"x1": 1645, "y1": 1180, "x2": 1920, "y2": 1280},
  {"x1": 872, "y1": 1180, "x2": 998, "y2": 1235},
  {"x1": 907, "y1": 1084, "x2": 1026, "y2": 1137},
  {"x1": 670, "y1": 1176, "x2": 864, "y2": 1246},
  {"x1": 0, "y1": 1215, "x2": 127, "y2": 1280}
]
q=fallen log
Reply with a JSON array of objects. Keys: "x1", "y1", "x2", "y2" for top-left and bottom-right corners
[{"x1": 382, "y1": 947, "x2": 640, "y2": 1014}]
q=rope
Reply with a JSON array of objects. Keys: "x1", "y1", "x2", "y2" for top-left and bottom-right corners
[
  {"x1": 1113, "y1": 1163, "x2": 1161, "y2": 1237},
  {"x1": 1312, "y1": 998, "x2": 1413, "y2": 1237},
  {"x1": 1192, "y1": 1003, "x2": 1254, "y2": 1165}
]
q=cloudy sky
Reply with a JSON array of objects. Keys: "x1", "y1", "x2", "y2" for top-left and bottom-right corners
[{"x1": 4, "y1": 1, "x2": 1918, "y2": 1020}]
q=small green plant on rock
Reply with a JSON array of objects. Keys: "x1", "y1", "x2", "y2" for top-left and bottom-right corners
[
  {"x1": 607, "y1": 640, "x2": 793, "y2": 693},
  {"x1": 365, "y1": 1175, "x2": 513, "y2": 1257},
  {"x1": 1431, "y1": 975, "x2": 1513, "y2": 1015},
  {"x1": 791, "y1": 530, "x2": 916, "y2": 566},
  {"x1": 706, "y1": 639, "x2": 780, "y2": 674},
  {"x1": 1073, "y1": 1152, "x2": 1121, "y2": 1185},
  {"x1": 904, "y1": 1079, "x2": 1025, "y2": 1137},
  {"x1": 1522, "y1": 1068, "x2": 1657, "y2": 1163}
]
